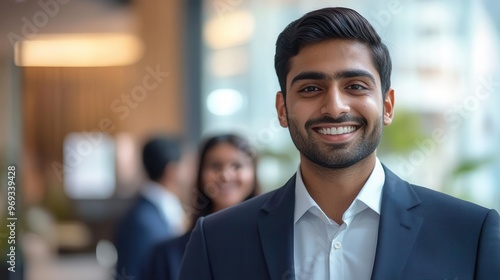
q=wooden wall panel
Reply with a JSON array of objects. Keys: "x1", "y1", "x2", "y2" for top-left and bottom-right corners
[{"x1": 21, "y1": 0, "x2": 185, "y2": 208}]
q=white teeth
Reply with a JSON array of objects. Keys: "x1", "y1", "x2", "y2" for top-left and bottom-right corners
[{"x1": 318, "y1": 126, "x2": 355, "y2": 135}]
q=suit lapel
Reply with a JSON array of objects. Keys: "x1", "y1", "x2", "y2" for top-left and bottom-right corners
[
  {"x1": 371, "y1": 167, "x2": 423, "y2": 280},
  {"x1": 258, "y1": 175, "x2": 296, "y2": 280}
]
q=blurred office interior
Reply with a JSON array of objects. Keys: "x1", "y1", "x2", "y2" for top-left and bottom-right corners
[{"x1": 1, "y1": 0, "x2": 499, "y2": 279}]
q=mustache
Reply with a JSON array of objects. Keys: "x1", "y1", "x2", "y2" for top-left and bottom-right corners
[{"x1": 304, "y1": 115, "x2": 366, "y2": 129}]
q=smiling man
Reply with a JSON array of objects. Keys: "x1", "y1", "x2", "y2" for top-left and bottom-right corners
[{"x1": 179, "y1": 7, "x2": 500, "y2": 280}]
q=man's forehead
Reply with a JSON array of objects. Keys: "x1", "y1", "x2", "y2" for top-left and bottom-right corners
[{"x1": 286, "y1": 40, "x2": 380, "y2": 84}]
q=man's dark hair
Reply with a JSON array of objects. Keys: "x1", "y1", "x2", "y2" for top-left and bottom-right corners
[
  {"x1": 275, "y1": 7, "x2": 392, "y2": 98},
  {"x1": 142, "y1": 136, "x2": 182, "y2": 182}
]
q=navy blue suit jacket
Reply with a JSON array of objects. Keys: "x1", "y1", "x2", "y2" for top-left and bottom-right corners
[
  {"x1": 114, "y1": 195, "x2": 174, "y2": 279},
  {"x1": 179, "y1": 166, "x2": 500, "y2": 279},
  {"x1": 140, "y1": 230, "x2": 192, "y2": 280}
]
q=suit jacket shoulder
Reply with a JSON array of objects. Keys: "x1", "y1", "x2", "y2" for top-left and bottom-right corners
[
  {"x1": 180, "y1": 176, "x2": 296, "y2": 280},
  {"x1": 373, "y1": 166, "x2": 500, "y2": 279},
  {"x1": 203, "y1": 186, "x2": 283, "y2": 229}
]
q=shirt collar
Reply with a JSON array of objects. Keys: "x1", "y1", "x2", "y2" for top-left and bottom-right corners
[
  {"x1": 141, "y1": 181, "x2": 185, "y2": 234},
  {"x1": 141, "y1": 181, "x2": 177, "y2": 204},
  {"x1": 353, "y1": 157, "x2": 385, "y2": 215},
  {"x1": 294, "y1": 167, "x2": 320, "y2": 224},
  {"x1": 294, "y1": 158, "x2": 385, "y2": 224}
]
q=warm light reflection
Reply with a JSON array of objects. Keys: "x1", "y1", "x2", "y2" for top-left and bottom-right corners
[
  {"x1": 14, "y1": 33, "x2": 144, "y2": 67},
  {"x1": 115, "y1": 133, "x2": 141, "y2": 198},
  {"x1": 203, "y1": 10, "x2": 255, "y2": 49},
  {"x1": 210, "y1": 48, "x2": 249, "y2": 77}
]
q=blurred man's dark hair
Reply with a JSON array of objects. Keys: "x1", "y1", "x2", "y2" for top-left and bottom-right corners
[{"x1": 142, "y1": 137, "x2": 182, "y2": 182}]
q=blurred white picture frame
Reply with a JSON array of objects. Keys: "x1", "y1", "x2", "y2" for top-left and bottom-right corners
[{"x1": 63, "y1": 132, "x2": 116, "y2": 199}]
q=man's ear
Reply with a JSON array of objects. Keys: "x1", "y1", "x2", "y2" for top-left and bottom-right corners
[
  {"x1": 383, "y1": 88, "x2": 395, "y2": 126},
  {"x1": 275, "y1": 91, "x2": 288, "y2": 127}
]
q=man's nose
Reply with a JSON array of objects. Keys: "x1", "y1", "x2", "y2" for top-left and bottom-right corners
[{"x1": 320, "y1": 87, "x2": 350, "y2": 118}]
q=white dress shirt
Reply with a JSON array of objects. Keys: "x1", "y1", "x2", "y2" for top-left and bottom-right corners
[
  {"x1": 294, "y1": 158, "x2": 385, "y2": 280},
  {"x1": 141, "y1": 181, "x2": 185, "y2": 235}
]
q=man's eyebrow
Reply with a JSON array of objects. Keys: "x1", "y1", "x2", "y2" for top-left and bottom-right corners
[
  {"x1": 290, "y1": 69, "x2": 376, "y2": 87},
  {"x1": 334, "y1": 69, "x2": 376, "y2": 84},
  {"x1": 290, "y1": 71, "x2": 329, "y2": 87}
]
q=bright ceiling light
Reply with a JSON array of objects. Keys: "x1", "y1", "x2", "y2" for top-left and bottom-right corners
[
  {"x1": 207, "y1": 89, "x2": 244, "y2": 116},
  {"x1": 15, "y1": 33, "x2": 144, "y2": 67}
]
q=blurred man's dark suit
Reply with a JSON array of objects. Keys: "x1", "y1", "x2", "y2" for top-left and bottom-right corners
[
  {"x1": 179, "y1": 166, "x2": 500, "y2": 280},
  {"x1": 140, "y1": 230, "x2": 192, "y2": 280},
  {"x1": 114, "y1": 194, "x2": 175, "y2": 279}
]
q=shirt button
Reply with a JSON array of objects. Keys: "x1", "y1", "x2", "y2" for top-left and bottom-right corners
[{"x1": 334, "y1": 242, "x2": 342, "y2": 249}]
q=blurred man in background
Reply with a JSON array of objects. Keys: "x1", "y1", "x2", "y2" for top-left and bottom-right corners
[{"x1": 114, "y1": 136, "x2": 185, "y2": 278}]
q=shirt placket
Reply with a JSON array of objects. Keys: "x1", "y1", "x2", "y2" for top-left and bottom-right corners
[{"x1": 328, "y1": 222, "x2": 346, "y2": 279}]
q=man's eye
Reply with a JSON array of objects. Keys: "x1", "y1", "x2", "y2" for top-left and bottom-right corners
[
  {"x1": 300, "y1": 86, "x2": 320, "y2": 92},
  {"x1": 346, "y1": 84, "x2": 366, "y2": 90}
]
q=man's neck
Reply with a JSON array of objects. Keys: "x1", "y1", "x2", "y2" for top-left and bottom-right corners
[{"x1": 299, "y1": 154, "x2": 376, "y2": 224}]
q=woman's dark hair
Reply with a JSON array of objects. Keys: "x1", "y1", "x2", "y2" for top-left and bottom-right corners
[
  {"x1": 275, "y1": 7, "x2": 392, "y2": 98},
  {"x1": 190, "y1": 134, "x2": 261, "y2": 227}
]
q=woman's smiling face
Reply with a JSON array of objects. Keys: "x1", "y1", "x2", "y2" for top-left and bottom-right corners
[{"x1": 202, "y1": 142, "x2": 256, "y2": 211}]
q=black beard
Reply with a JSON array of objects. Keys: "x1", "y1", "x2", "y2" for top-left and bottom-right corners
[{"x1": 287, "y1": 114, "x2": 382, "y2": 169}]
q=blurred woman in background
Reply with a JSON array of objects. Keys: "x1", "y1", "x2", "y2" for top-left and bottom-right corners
[{"x1": 140, "y1": 133, "x2": 261, "y2": 280}]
